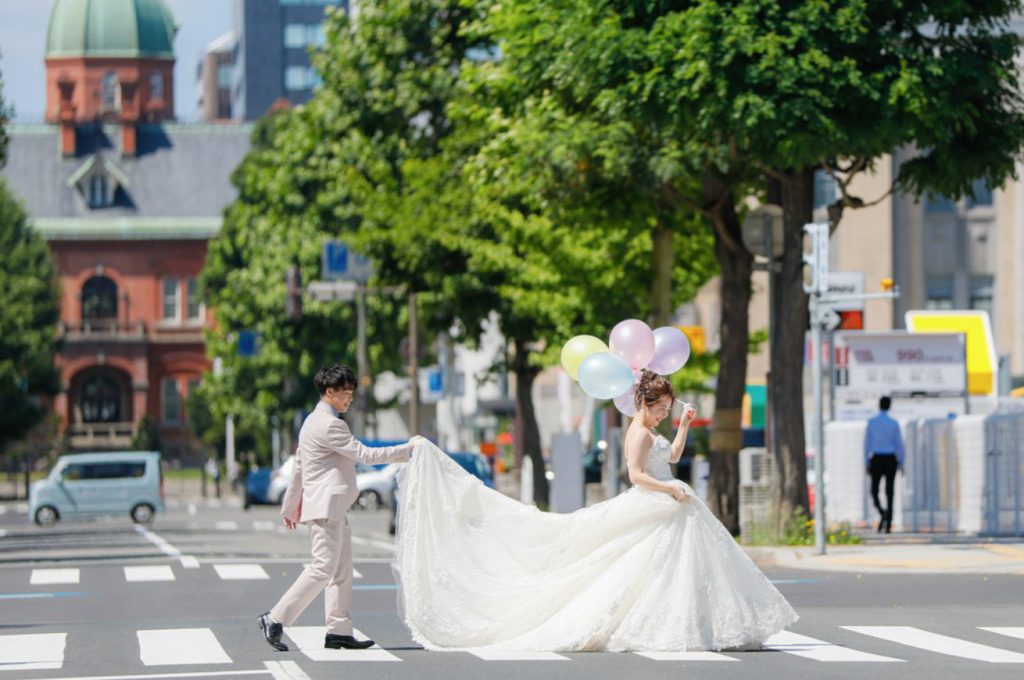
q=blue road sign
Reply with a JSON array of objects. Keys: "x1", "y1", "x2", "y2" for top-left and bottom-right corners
[
  {"x1": 237, "y1": 330, "x2": 259, "y2": 357},
  {"x1": 323, "y1": 240, "x2": 372, "y2": 282}
]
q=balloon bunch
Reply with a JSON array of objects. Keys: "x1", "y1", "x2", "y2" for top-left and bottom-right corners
[{"x1": 560, "y1": 320, "x2": 692, "y2": 417}]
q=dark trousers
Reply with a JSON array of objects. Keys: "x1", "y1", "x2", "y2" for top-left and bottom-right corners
[{"x1": 869, "y1": 454, "x2": 898, "y2": 519}]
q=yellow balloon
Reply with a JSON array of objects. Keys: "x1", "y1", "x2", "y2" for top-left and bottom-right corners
[{"x1": 561, "y1": 335, "x2": 610, "y2": 380}]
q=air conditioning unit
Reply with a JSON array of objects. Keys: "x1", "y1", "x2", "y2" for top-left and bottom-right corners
[{"x1": 739, "y1": 447, "x2": 770, "y2": 487}]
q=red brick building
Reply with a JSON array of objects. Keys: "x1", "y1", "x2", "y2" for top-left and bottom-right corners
[{"x1": 3, "y1": 0, "x2": 251, "y2": 460}]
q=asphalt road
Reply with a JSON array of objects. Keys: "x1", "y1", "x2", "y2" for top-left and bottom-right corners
[{"x1": 2, "y1": 500, "x2": 1024, "y2": 680}]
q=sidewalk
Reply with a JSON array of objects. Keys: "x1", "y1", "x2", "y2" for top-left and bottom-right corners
[{"x1": 745, "y1": 536, "x2": 1024, "y2": 574}]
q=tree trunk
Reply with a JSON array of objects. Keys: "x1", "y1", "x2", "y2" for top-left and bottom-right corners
[
  {"x1": 512, "y1": 340, "x2": 549, "y2": 508},
  {"x1": 704, "y1": 179, "x2": 751, "y2": 536},
  {"x1": 650, "y1": 215, "x2": 674, "y2": 327},
  {"x1": 771, "y1": 168, "x2": 813, "y2": 526}
]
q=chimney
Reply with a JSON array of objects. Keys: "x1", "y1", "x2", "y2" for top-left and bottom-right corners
[
  {"x1": 120, "y1": 80, "x2": 140, "y2": 157},
  {"x1": 58, "y1": 78, "x2": 77, "y2": 157}
]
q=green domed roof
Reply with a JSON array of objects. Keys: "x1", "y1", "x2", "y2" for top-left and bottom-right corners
[{"x1": 46, "y1": 0, "x2": 177, "y2": 59}]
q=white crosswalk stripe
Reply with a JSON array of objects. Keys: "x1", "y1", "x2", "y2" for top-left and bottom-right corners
[
  {"x1": 214, "y1": 564, "x2": 270, "y2": 580},
  {"x1": 636, "y1": 651, "x2": 738, "y2": 661},
  {"x1": 137, "y1": 628, "x2": 232, "y2": 665},
  {"x1": 285, "y1": 627, "x2": 401, "y2": 662},
  {"x1": 764, "y1": 631, "x2": 903, "y2": 662},
  {"x1": 467, "y1": 650, "x2": 569, "y2": 661},
  {"x1": 843, "y1": 626, "x2": 1024, "y2": 663},
  {"x1": 31, "y1": 568, "x2": 80, "y2": 585},
  {"x1": 981, "y1": 627, "x2": 1024, "y2": 642},
  {"x1": 0, "y1": 633, "x2": 66, "y2": 671},
  {"x1": 124, "y1": 565, "x2": 176, "y2": 582}
]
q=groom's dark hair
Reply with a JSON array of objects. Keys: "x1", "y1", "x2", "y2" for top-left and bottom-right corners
[{"x1": 314, "y1": 364, "x2": 357, "y2": 395}]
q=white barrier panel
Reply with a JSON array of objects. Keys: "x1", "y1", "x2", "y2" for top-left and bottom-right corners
[{"x1": 954, "y1": 415, "x2": 987, "y2": 534}]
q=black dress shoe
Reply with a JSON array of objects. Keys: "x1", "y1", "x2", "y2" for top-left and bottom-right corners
[
  {"x1": 325, "y1": 633, "x2": 375, "y2": 649},
  {"x1": 259, "y1": 612, "x2": 288, "y2": 651}
]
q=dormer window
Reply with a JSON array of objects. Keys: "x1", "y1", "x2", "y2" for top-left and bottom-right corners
[
  {"x1": 102, "y1": 71, "x2": 121, "y2": 112},
  {"x1": 88, "y1": 175, "x2": 112, "y2": 208},
  {"x1": 68, "y1": 155, "x2": 129, "y2": 210}
]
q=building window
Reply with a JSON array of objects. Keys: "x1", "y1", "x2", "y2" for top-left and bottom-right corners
[
  {"x1": 813, "y1": 170, "x2": 838, "y2": 210},
  {"x1": 967, "y1": 178, "x2": 994, "y2": 208},
  {"x1": 162, "y1": 377, "x2": 181, "y2": 424},
  {"x1": 102, "y1": 71, "x2": 120, "y2": 111},
  {"x1": 81, "y1": 373, "x2": 122, "y2": 423},
  {"x1": 970, "y1": 275, "x2": 994, "y2": 316},
  {"x1": 925, "y1": 193, "x2": 955, "y2": 213},
  {"x1": 925, "y1": 275, "x2": 954, "y2": 310},
  {"x1": 82, "y1": 276, "x2": 118, "y2": 322},
  {"x1": 285, "y1": 66, "x2": 321, "y2": 91},
  {"x1": 187, "y1": 277, "x2": 203, "y2": 320},
  {"x1": 150, "y1": 72, "x2": 164, "y2": 100},
  {"x1": 216, "y1": 62, "x2": 233, "y2": 88},
  {"x1": 284, "y1": 23, "x2": 326, "y2": 48},
  {"x1": 162, "y1": 277, "x2": 180, "y2": 321},
  {"x1": 87, "y1": 174, "x2": 113, "y2": 208}
]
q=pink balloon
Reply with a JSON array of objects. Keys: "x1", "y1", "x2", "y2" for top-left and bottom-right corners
[
  {"x1": 609, "y1": 319, "x2": 655, "y2": 370},
  {"x1": 647, "y1": 326, "x2": 691, "y2": 375},
  {"x1": 613, "y1": 386, "x2": 637, "y2": 417}
]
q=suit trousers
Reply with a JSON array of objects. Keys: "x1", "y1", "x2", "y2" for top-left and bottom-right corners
[
  {"x1": 869, "y1": 454, "x2": 898, "y2": 520},
  {"x1": 270, "y1": 515, "x2": 354, "y2": 635}
]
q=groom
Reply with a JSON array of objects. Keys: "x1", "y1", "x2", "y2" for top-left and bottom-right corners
[{"x1": 260, "y1": 364, "x2": 417, "y2": 651}]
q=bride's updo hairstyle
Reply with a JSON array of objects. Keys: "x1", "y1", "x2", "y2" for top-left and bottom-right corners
[{"x1": 634, "y1": 369, "x2": 674, "y2": 411}]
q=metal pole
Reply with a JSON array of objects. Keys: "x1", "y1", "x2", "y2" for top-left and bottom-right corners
[
  {"x1": 225, "y1": 415, "x2": 236, "y2": 487},
  {"x1": 408, "y1": 292, "x2": 419, "y2": 435},
  {"x1": 355, "y1": 287, "x2": 368, "y2": 436},
  {"x1": 812, "y1": 295, "x2": 827, "y2": 554}
]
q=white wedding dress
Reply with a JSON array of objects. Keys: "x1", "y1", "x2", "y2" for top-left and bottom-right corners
[{"x1": 393, "y1": 436, "x2": 798, "y2": 652}]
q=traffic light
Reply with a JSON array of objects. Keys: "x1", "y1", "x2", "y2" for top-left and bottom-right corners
[
  {"x1": 285, "y1": 265, "x2": 303, "y2": 321},
  {"x1": 802, "y1": 223, "x2": 830, "y2": 295}
]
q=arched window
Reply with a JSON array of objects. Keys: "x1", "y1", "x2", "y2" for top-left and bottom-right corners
[
  {"x1": 81, "y1": 374, "x2": 122, "y2": 423},
  {"x1": 81, "y1": 276, "x2": 118, "y2": 322},
  {"x1": 102, "y1": 71, "x2": 120, "y2": 111},
  {"x1": 150, "y1": 72, "x2": 164, "y2": 100}
]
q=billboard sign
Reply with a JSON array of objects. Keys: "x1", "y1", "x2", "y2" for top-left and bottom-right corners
[{"x1": 831, "y1": 331, "x2": 967, "y2": 420}]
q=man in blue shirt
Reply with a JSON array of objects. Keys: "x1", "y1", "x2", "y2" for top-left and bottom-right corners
[{"x1": 863, "y1": 396, "x2": 905, "y2": 533}]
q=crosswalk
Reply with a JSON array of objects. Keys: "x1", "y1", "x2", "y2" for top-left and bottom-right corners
[
  {"x1": 25, "y1": 564, "x2": 363, "y2": 585},
  {"x1": 3, "y1": 624, "x2": 1024, "y2": 671}
]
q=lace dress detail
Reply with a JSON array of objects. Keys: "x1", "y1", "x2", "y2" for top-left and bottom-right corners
[
  {"x1": 394, "y1": 439, "x2": 799, "y2": 652},
  {"x1": 645, "y1": 434, "x2": 675, "y2": 481}
]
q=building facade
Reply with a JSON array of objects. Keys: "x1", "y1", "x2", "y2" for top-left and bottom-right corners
[
  {"x1": 3, "y1": 0, "x2": 251, "y2": 460},
  {"x1": 219, "y1": 0, "x2": 346, "y2": 122}
]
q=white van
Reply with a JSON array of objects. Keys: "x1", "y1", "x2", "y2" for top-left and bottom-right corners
[{"x1": 29, "y1": 451, "x2": 164, "y2": 526}]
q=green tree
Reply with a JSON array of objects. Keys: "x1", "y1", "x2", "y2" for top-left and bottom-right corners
[
  {"x1": 201, "y1": 107, "x2": 408, "y2": 463},
  {"x1": 655, "y1": 0, "x2": 1024, "y2": 524},
  {"x1": 301, "y1": 1, "x2": 717, "y2": 505},
  {"x1": 465, "y1": 0, "x2": 749, "y2": 527},
  {"x1": 0, "y1": 71, "x2": 61, "y2": 461},
  {"x1": 480, "y1": 0, "x2": 1024, "y2": 531}
]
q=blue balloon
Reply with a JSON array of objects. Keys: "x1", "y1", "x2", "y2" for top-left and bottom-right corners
[{"x1": 578, "y1": 352, "x2": 635, "y2": 400}]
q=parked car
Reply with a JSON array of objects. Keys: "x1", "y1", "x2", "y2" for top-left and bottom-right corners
[
  {"x1": 244, "y1": 466, "x2": 273, "y2": 509},
  {"x1": 388, "y1": 450, "x2": 493, "y2": 534},
  {"x1": 267, "y1": 455, "x2": 294, "y2": 505},
  {"x1": 354, "y1": 463, "x2": 398, "y2": 511},
  {"x1": 245, "y1": 455, "x2": 394, "y2": 510},
  {"x1": 29, "y1": 451, "x2": 164, "y2": 527}
]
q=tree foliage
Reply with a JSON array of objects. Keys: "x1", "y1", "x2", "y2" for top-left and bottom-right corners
[{"x1": 0, "y1": 145, "x2": 61, "y2": 454}]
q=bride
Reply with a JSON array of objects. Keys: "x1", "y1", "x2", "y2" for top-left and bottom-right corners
[{"x1": 394, "y1": 370, "x2": 798, "y2": 652}]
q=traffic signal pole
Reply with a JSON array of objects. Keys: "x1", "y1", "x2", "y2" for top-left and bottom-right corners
[{"x1": 803, "y1": 223, "x2": 898, "y2": 555}]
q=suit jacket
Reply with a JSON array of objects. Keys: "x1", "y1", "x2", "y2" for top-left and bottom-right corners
[{"x1": 281, "y1": 401, "x2": 411, "y2": 523}]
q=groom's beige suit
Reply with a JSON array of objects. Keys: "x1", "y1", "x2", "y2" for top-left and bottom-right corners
[{"x1": 270, "y1": 401, "x2": 411, "y2": 635}]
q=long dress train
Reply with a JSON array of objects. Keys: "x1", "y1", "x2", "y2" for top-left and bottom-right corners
[{"x1": 393, "y1": 437, "x2": 798, "y2": 652}]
